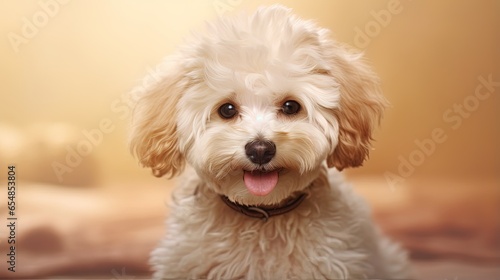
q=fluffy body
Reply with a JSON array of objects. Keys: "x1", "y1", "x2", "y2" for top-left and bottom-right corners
[
  {"x1": 151, "y1": 167, "x2": 409, "y2": 279},
  {"x1": 130, "y1": 5, "x2": 411, "y2": 279}
]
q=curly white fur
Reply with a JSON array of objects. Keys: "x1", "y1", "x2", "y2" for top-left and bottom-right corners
[{"x1": 130, "y1": 4, "x2": 411, "y2": 279}]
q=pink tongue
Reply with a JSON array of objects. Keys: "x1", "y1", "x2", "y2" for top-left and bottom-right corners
[{"x1": 243, "y1": 171, "x2": 279, "y2": 196}]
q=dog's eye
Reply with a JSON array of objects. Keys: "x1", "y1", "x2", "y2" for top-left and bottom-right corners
[
  {"x1": 218, "y1": 103, "x2": 238, "y2": 119},
  {"x1": 281, "y1": 100, "x2": 301, "y2": 115}
]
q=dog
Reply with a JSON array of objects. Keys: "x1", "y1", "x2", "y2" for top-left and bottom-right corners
[{"x1": 130, "y1": 4, "x2": 411, "y2": 279}]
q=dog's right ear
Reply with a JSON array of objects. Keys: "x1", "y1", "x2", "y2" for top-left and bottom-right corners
[{"x1": 129, "y1": 62, "x2": 187, "y2": 178}]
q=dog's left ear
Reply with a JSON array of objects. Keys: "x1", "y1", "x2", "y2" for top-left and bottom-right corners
[{"x1": 324, "y1": 46, "x2": 388, "y2": 171}]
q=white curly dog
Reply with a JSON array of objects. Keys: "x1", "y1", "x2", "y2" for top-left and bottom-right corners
[{"x1": 130, "y1": 5, "x2": 410, "y2": 279}]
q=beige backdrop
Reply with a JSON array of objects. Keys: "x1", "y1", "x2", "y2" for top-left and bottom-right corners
[{"x1": 0, "y1": 0, "x2": 499, "y2": 187}]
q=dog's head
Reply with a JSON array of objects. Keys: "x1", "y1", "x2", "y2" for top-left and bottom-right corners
[{"x1": 130, "y1": 5, "x2": 387, "y2": 205}]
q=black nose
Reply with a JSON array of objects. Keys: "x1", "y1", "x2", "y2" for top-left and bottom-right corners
[{"x1": 245, "y1": 140, "x2": 276, "y2": 165}]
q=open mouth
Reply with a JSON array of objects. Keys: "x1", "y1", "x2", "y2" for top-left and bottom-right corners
[{"x1": 243, "y1": 169, "x2": 280, "y2": 196}]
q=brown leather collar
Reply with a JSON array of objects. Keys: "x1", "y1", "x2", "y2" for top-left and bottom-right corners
[{"x1": 220, "y1": 193, "x2": 307, "y2": 222}]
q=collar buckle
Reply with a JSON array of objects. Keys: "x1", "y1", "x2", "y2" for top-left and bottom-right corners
[{"x1": 220, "y1": 193, "x2": 307, "y2": 222}]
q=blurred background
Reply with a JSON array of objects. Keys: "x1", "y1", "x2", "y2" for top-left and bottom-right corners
[{"x1": 0, "y1": 0, "x2": 498, "y2": 279}]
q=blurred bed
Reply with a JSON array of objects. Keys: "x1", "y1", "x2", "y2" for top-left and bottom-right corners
[{"x1": 0, "y1": 177, "x2": 498, "y2": 279}]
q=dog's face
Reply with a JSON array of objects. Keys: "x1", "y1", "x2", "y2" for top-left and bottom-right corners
[{"x1": 130, "y1": 5, "x2": 387, "y2": 205}]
